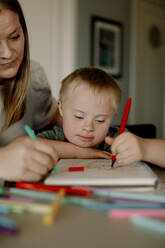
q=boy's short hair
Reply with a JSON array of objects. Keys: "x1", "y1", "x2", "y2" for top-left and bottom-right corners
[{"x1": 59, "y1": 67, "x2": 121, "y2": 114}]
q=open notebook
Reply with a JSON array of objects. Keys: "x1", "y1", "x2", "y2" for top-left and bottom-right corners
[{"x1": 44, "y1": 159, "x2": 159, "y2": 188}]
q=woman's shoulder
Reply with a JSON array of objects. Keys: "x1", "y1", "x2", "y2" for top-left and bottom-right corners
[
  {"x1": 27, "y1": 60, "x2": 55, "y2": 116},
  {"x1": 29, "y1": 60, "x2": 50, "y2": 90}
]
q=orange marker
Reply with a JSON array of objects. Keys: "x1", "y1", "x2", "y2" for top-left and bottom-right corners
[{"x1": 43, "y1": 188, "x2": 65, "y2": 226}]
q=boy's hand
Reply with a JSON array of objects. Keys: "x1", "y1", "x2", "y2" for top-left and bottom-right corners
[{"x1": 105, "y1": 132, "x2": 143, "y2": 166}]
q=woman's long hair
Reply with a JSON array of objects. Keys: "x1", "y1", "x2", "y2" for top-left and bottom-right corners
[{"x1": 0, "y1": 0, "x2": 30, "y2": 127}]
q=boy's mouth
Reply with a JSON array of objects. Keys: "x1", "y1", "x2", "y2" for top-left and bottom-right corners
[{"x1": 78, "y1": 135, "x2": 94, "y2": 141}]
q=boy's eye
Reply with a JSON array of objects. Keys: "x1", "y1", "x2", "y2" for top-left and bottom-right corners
[
  {"x1": 96, "y1": 120, "x2": 105, "y2": 123},
  {"x1": 74, "y1": 115, "x2": 84, "y2": 119}
]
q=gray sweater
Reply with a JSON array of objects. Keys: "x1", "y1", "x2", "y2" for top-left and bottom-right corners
[{"x1": 0, "y1": 61, "x2": 56, "y2": 146}]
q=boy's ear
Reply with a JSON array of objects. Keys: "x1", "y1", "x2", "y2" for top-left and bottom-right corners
[{"x1": 58, "y1": 100, "x2": 63, "y2": 117}]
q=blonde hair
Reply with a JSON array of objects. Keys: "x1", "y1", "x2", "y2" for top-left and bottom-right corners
[
  {"x1": 59, "y1": 67, "x2": 121, "y2": 113},
  {"x1": 0, "y1": 0, "x2": 30, "y2": 128}
]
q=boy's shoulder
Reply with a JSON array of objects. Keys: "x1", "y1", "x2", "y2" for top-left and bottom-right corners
[
  {"x1": 37, "y1": 125, "x2": 66, "y2": 141},
  {"x1": 107, "y1": 126, "x2": 120, "y2": 138}
]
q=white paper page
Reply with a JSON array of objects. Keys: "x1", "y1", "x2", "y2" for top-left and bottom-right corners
[{"x1": 44, "y1": 159, "x2": 159, "y2": 187}]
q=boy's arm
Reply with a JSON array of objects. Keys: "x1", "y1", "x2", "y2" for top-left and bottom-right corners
[
  {"x1": 106, "y1": 132, "x2": 165, "y2": 169},
  {"x1": 141, "y1": 138, "x2": 165, "y2": 168},
  {"x1": 37, "y1": 125, "x2": 111, "y2": 159},
  {"x1": 38, "y1": 138, "x2": 112, "y2": 160}
]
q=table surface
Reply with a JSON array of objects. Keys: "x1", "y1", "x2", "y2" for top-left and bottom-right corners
[{"x1": 1, "y1": 164, "x2": 165, "y2": 248}]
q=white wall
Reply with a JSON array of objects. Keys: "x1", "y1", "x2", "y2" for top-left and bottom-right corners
[
  {"x1": 20, "y1": 0, "x2": 77, "y2": 99},
  {"x1": 76, "y1": 0, "x2": 131, "y2": 125},
  {"x1": 19, "y1": 0, "x2": 165, "y2": 137},
  {"x1": 129, "y1": 0, "x2": 165, "y2": 137}
]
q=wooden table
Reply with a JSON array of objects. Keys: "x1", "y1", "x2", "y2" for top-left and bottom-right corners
[{"x1": 1, "y1": 165, "x2": 165, "y2": 248}]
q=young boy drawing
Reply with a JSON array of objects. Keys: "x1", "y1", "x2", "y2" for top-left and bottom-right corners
[
  {"x1": 38, "y1": 67, "x2": 121, "y2": 154},
  {"x1": 38, "y1": 67, "x2": 165, "y2": 169}
]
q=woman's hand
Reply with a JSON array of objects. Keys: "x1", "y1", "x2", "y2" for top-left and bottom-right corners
[{"x1": 0, "y1": 136, "x2": 59, "y2": 182}]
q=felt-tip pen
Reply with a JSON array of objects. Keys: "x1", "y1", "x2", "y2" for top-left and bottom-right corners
[{"x1": 15, "y1": 182, "x2": 92, "y2": 196}]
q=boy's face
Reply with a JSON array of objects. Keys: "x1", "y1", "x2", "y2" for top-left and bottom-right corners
[{"x1": 59, "y1": 85, "x2": 115, "y2": 148}]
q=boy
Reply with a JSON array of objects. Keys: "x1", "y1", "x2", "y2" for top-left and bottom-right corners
[{"x1": 38, "y1": 67, "x2": 121, "y2": 154}]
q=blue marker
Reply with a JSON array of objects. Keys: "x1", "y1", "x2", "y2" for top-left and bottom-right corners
[
  {"x1": 24, "y1": 125, "x2": 58, "y2": 173},
  {"x1": 130, "y1": 216, "x2": 165, "y2": 234},
  {"x1": 24, "y1": 125, "x2": 37, "y2": 140},
  {"x1": 0, "y1": 216, "x2": 17, "y2": 229}
]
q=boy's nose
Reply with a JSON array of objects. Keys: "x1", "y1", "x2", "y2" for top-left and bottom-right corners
[
  {"x1": 82, "y1": 120, "x2": 94, "y2": 132},
  {"x1": 0, "y1": 42, "x2": 12, "y2": 59}
]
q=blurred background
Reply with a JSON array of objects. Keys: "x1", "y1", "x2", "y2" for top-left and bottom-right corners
[{"x1": 20, "y1": 0, "x2": 165, "y2": 138}]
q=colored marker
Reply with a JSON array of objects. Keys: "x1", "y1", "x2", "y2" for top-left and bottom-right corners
[
  {"x1": 12, "y1": 188, "x2": 139, "y2": 211},
  {"x1": 15, "y1": 182, "x2": 92, "y2": 196},
  {"x1": 108, "y1": 209, "x2": 165, "y2": 219},
  {"x1": 24, "y1": 125, "x2": 37, "y2": 140},
  {"x1": 0, "y1": 198, "x2": 51, "y2": 214},
  {"x1": 66, "y1": 196, "x2": 112, "y2": 211},
  {"x1": 130, "y1": 216, "x2": 165, "y2": 234},
  {"x1": 93, "y1": 190, "x2": 165, "y2": 203},
  {"x1": 112, "y1": 98, "x2": 132, "y2": 167},
  {"x1": 68, "y1": 166, "x2": 84, "y2": 172},
  {"x1": 24, "y1": 125, "x2": 58, "y2": 173},
  {"x1": 0, "y1": 195, "x2": 34, "y2": 204},
  {"x1": 43, "y1": 188, "x2": 66, "y2": 226},
  {"x1": 107, "y1": 199, "x2": 164, "y2": 209},
  {"x1": 0, "y1": 216, "x2": 18, "y2": 235},
  {"x1": 0, "y1": 205, "x2": 10, "y2": 214},
  {"x1": 0, "y1": 216, "x2": 17, "y2": 229},
  {"x1": 0, "y1": 226, "x2": 17, "y2": 235},
  {"x1": 10, "y1": 188, "x2": 111, "y2": 211},
  {"x1": 10, "y1": 187, "x2": 57, "y2": 201}
]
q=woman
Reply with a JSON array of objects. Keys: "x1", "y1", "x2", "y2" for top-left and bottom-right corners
[{"x1": 0, "y1": 0, "x2": 110, "y2": 182}]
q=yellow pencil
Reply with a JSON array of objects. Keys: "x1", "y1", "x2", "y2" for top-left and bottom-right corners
[{"x1": 43, "y1": 189, "x2": 66, "y2": 226}]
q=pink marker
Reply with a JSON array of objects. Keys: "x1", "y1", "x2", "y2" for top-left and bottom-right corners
[{"x1": 108, "y1": 209, "x2": 165, "y2": 219}]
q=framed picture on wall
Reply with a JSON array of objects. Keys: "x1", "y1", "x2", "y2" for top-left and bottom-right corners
[{"x1": 91, "y1": 15, "x2": 123, "y2": 78}]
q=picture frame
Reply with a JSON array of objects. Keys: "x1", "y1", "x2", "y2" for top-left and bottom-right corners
[{"x1": 91, "y1": 16, "x2": 123, "y2": 78}]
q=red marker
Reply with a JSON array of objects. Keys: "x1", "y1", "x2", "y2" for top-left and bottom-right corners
[
  {"x1": 112, "y1": 97, "x2": 132, "y2": 167},
  {"x1": 68, "y1": 166, "x2": 84, "y2": 172},
  {"x1": 15, "y1": 182, "x2": 91, "y2": 196}
]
